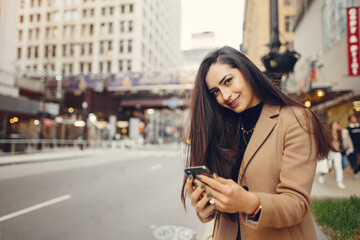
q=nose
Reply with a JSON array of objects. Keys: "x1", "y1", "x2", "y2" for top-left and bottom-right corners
[{"x1": 221, "y1": 88, "x2": 232, "y2": 102}]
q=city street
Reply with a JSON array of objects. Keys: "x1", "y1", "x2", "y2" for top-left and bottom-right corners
[{"x1": 0, "y1": 145, "x2": 204, "y2": 240}]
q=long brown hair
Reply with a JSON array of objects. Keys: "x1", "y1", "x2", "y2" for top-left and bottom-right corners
[{"x1": 181, "y1": 46, "x2": 335, "y2": 220}]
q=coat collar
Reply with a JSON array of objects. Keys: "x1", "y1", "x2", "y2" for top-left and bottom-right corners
[{"x1": 239, "y1": 103, "x2": 280, "y2": 181}]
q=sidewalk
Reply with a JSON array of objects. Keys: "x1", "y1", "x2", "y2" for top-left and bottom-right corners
[
  {"x1": 201, "y1": 167, "x2": 360, "y2": 240},
  {"x1": 0, "y1": 143, "x2": 181, "y2": 166}
]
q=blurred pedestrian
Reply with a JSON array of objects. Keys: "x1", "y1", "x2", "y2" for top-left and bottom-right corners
[
  {"x1": 317, "y1": 121, "x2": 349, "y2": 189},
  {"x1": 181, "y1": 46, "x2": 335, "y2": 240},
  {"x1": 347, "y1": 114, "x2": 360, "y2": 178},
  {"x1": 332, "y1": 121, "x2": 353, "y2": 169}
]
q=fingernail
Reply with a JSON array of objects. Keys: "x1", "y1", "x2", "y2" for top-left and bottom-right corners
[
  {"x1": 196, "y1": 175, "x2": 201, "y2": 180},
  {"x1": 189, "y1": 175, "x2": 192, "y2": 180},
  {"x1": 206, "y1": 192, "x2": 211, "y2": 198},
  {"x1": 201, "y1": 183, "x2": 205, "y2": 189},
  {"x1": 193, "y1": 180, "x2": 198, "y2": 184},
  {"x1": 213, "y1": 173, "x2": 218, "y2": 178}
]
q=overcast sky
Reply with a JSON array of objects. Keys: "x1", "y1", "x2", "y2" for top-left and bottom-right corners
[{"x1": 180, "y1": 0, "x2": 245, "y2": 50}]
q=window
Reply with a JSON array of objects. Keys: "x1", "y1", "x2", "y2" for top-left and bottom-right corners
[
  {"x1": 284, "y1": 0, "x2": 292, "y2": 6},
  {"x1": 20, "y1": 0, "x2": 25, "y2": 8},
  {"x1": 35, "y1": 28, "x2": 40, "y2": 39},
  {"x1": 121, "y1": 5, "x2": 125, "y2": 13},
  {"x1": 120, "y1": 21, "x2": 125, "y2": 32},
  {"x1": 18, "y1": 30, "x2": 23, "y2": 41},
  {"x1": 34, "y1": 46, "x2": 38, "y2": 58},
  {"x1": 119, "y1": 60, "x2": 123, "y2": 71},
  {"x1": 81, "y1": 24, "x2": 87, "y2": 36},
  {"x1": 89, "y1": 24, "x2": 94, "y2": 35},
  {"x1": 102, "y1": 7, "x2": 106, "y2": 16},
  {"x1": 28, "y1": 29, "x2": 33, "y2": 40},
  {"x1": 285, "y1": 15, "x2": 294, "y2": 32},
  {"x1": 109, "y1": 22, "x2": 113, "y2": 33},
  {"x1": 31, "y1": 0, "x2": 35, "y2": 7},
  {"x1": 100, "y1": 41, "x2": 104, "y2": 54},
  {"x1": 110, "y1": 7, "x2": 114, "y2": 15},
  {"x1": 322, "y1": 0, "x2": 356, "y2": 52},
  {"x1": 101, "y1": 23, "x2": 106, "y2": 34},
  {"x1": 81, "y1": 44, "x2": 85, "y2": 55},
  {"x1": 17, "y1": 48, "x2": 22, "y2": 59},
  {"x1": 128, "y1": 40, "x2": 132, "y2": 52},
  {"x1": 37, "y1": 14, "x2": 41, "y2": 21},
  {"x1": 89, "y1": 43, "x2": 93, "y2": 54},
  {"x1": 45, "y1": 45, "x2": 49, "y2": 57},
  {"x1": 71, "y1": 10, "x2": 78, "y2": 20},
  {"x1": 52, "y1": 45, "x2": 56, "y2": 57},
  {"x1": 90, "y1": 9, "x2": 94, "y2": 16},
  {"x1": 80, "y1": 62, "x2": 84, "y2": 73},
  {"x1": 107, "y1": 61, "x2": 111, "y2": 72},
  {"x1": 88, "y1": 63, "x2": 92, "y2": 73},
  {"x1": 63, "y1": 44, "x2": 67, "y2": 56},
  {"x1": 128, "y1": 21, "x2": 133, "y2": 32},
  {"x1": 119, "y1": 40, "x2": 124, "y2": 53},
  {"x1": 69, "y1": 63, "x2": 73, "y2": 74},
  {"x1": 38, "y1": 0, "x2": 42, "y2": 6},
  {"x1": 129, "y1": 4, "x2": 133, "y2": 13},
  {"x1": 30, "y1": 14, "x2": 33, "y2": 22},
  {"x1": 108, "y1": 41, "x2": 112, "y2": 52},
  {"x1": 127, "y1": 60, "x2": 131, "y2": 71},
  {"x1": 27, "y1": 47, "x2": 31, "y2": 58},
  {"x1": 83, "y1": 9, "x2": 87, "y2": 17},
  {"x1": 20, "y1": 15, "x2": 24, "y2": 23},
  {"x1": 70, "y1": 44, "x2": 74, "y2": 56},
  {"x1": 99, "y1": 62, "x2": 103, "y2": 72},
  {"x1": 46, "y1": 27, "x2": 50, "y2": 39}
]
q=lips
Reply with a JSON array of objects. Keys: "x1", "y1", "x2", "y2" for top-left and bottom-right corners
[{"x1": 228, "y1": 95, "x2": 240, "y2": 108}]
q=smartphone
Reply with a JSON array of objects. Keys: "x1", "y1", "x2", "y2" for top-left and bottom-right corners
[{"x1": 184, "y1": 165, "x2": 212, "y2": 178}]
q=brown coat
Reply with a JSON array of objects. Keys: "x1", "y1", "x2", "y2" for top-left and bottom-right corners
[{"x1": 213, "y1": 103, "x2": 318, "y2": 240}]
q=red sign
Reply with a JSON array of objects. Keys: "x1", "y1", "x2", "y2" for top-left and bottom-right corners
[
  {"x1": 42, "y1": 118, "x2": 55, "y2": 127},
  {"x1": 347, "y1": 7, "x2": 360, "y2": 76}
]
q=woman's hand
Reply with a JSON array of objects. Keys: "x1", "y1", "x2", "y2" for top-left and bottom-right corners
[
  {"x1": 186, "y1": 175, "x2": 216, "y2": 222},
  {"x1": 197, "y1": 174, "x2": 260, "y2": 215}
]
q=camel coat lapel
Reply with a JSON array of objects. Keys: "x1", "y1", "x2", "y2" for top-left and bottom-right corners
[{"x1": 239, "y1": 104, "x2": 280, "y2": 182}]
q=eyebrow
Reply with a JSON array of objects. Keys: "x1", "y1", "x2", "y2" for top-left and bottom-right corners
[{"x1": 209, "y1": 74, "x2": 231, "y2": 92}]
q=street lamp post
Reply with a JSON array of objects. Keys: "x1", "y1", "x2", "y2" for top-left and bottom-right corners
[
  {"x1": 81, "y1": 101, "x2": 88, "y2": 150},
  {"x1": 261, "y1": 0, "x2": 300, "y2": 79}
]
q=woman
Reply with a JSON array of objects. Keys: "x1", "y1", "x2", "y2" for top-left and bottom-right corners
[
  {"x1": 318, "y1": 121, "x2": 353, "y2": 189},
  {"x1": 180, "y1": 46, "x2": 334, "y2": 240}
]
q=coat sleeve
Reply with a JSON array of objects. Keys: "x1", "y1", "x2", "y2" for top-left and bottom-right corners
[{"x1": 247, "y1": 108, "x2": 317, "y2": 229}]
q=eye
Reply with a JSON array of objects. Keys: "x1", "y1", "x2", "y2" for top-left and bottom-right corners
[
  {"x1": 211, "y1": 89, "x2": 220, "y2": 97},
  {"x1": 224, "y1": 78, "x2": 232, "y2": 85}
]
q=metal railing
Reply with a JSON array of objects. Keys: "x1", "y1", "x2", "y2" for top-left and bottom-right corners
[{"x1": 0, "y1": 139, "x2": 134, "y2": 155}]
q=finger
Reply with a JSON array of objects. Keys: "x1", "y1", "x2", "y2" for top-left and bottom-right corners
[
  {"x1": 197, "y1": 174, "x2": 232, "y2": 193},
  {"x1": 185, "y1": 175, "x2": 194, "y2": 197},
  {"x1": 190, "y1": 182, "x2": 206, "y2": 206},
  {"x1": 195, "y1": 192, "x2": 213, "y2": 212}
]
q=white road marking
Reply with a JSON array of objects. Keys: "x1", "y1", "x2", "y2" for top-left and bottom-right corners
[
  {"x1": 0, "y1": 195, "x2": 72, "y2": 222},
  {"x1": 149, "y1": 164, "x2": 163, "y2": 171}
]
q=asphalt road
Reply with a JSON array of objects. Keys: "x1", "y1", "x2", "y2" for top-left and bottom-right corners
[{"x1": 0, "y1": 146, "x2": 204, "y2": 240}]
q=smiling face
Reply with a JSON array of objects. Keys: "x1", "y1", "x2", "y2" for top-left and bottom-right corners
[{"x1": 205, "y1": 62, "x2": 260, "y2": 113}]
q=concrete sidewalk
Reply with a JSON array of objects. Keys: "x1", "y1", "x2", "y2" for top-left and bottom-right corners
[{"x1": 0, "y1": 143, "x2": 181, "y2": 166}]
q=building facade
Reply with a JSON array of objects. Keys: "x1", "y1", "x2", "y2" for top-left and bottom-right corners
[
  {"x1": 242, "y1": 0, "x2": 296, "y2": 71},
  {"x1": 291, "y1": 0, "x2": 360, "y2": 125},
  {"x1": 0, "y1": 0, "x2": 182, "y2": 147},
  {"x1": 16, "y1": 0, "x2": 181, "y2": 78}
]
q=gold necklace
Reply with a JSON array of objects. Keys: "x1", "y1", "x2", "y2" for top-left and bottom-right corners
[{"x1": 240, "y1": 122, "x2": 254, "y2": 145}]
